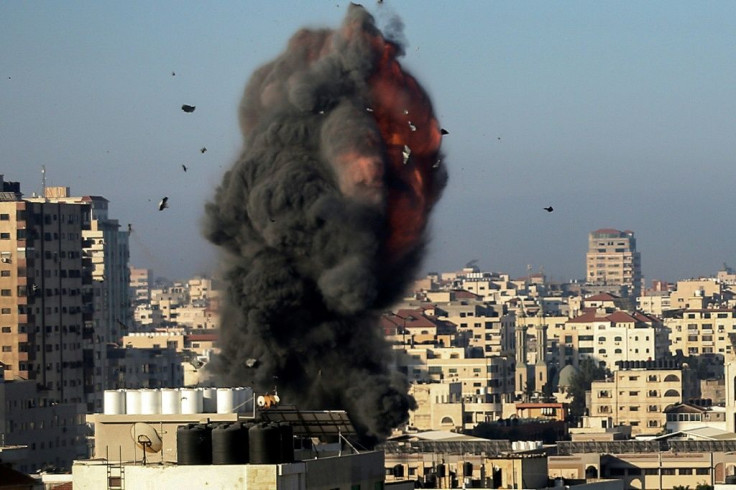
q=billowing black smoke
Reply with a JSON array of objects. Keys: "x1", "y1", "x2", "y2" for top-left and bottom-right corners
[{"x1": 205, "y1": 4, "x2": 446, "y2": 445}]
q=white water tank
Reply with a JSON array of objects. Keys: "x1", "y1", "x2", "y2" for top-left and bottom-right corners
[
  {"x1": 125, "y1": 389, "x2": 142, "y2": 415},
  {"x1": 216, "y1": 388, "x2": 235, "y2": 414},
  {"x1": 180, "y1": 388, "x2": 203, "y2": 414},
  {"x1": 161, "y1": 388, "x2": 180, "y2": 414},
  {"x1": 202, "y1": 387, "x2": 217, "y2": 413},
  {"x1": 140, "y1": 389, "x2": 161, "y2": 415},
  {"x1": 103, "y1": 390, "x2": 126, "y2": 415}
]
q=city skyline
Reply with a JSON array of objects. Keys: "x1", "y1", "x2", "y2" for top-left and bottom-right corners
[{"x1": 4, "y1": 2, "x2": 736, "y2": 283}]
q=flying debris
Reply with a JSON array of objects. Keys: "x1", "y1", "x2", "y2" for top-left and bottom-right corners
[
  {"x1": 200, "y1": 147, "x2": 207, "y2": 153},
  {"x1": 158, "y1": 197, "x2": 169, "y2": 211},
  {"x1": 402, "y1": 145, "x2": 412, "y2": 165},
  {"x1": 440, "y1": 128, "x2": 449, "y2": 135},
  {"x1": 181, "y1": 104, "x2": 196, "y2": 113},
  {"x1": 433, "y1": 159, "x2": 441, "y2": 168},
  {"x1": 127, "y1": 223, "x2": 132, "y2": 233},
  {"x1": 408, "y1": 121, "x2": 416, "y2": 131},
  {"x1": 544, "y1": 206, "x2": 554, "y2": 213},
  {"x1": 171, "y1": 71, "x2": 176, "y2": 76},
  {"x1": 182, "y1": 164, "x2": 188, "y2": 172},
  {"x1": 365, "y1": 107, "x2": 374, "y2": 112},
  {"x1": 403, "y1": 109, "x2": 409, "y2": 115},
  {"x1": 245, "y1": 358, "x2": 258, "y2": 368}
]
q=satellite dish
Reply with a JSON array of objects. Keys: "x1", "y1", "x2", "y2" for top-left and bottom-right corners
[{"x1": 131, "y1": 422, "x2": 163, "y2": 453}]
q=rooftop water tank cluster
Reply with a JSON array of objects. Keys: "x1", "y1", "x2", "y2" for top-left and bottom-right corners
[
  {"x1": 177, "y1": 422, "x2": 294, "y2": 466},
  {"x1": 103, "y1": 387, "x2": 254, "y2": 415},
  {"x1": 511, "y1": 440, "x2": 543, "y2": 451}
]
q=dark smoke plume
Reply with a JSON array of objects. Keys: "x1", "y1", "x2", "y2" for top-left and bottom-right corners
[{"x1": 205, "y1": 4, "x2": 447, "y2": 445}]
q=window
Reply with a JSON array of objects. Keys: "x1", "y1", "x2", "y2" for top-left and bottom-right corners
[
  {"x1": 0, "y1": 233, "x2": 9, "y2": 239},
  {"x1": 1, "y1": 346, "x2": 10, "y2": 352},
  {"x1": 0, "y1": 290, "x2": 11, "y2": 297},
  {"x1": 0, "y1": 214, "x2": 8, "y2": 220}
]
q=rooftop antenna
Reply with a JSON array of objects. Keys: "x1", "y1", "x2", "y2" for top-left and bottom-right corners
[{"x1": 41, "y1": 165, "x2": 47, "y2": 201}]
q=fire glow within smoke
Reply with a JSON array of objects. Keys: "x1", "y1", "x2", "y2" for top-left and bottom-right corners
[{"x1": 205, "y1": 4, "x2": 447, "y2": 445}]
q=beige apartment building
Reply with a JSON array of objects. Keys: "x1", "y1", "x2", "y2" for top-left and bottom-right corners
[
  {"x1": 669, "y1": 279, "x2": 722, "y2": 310},
  {"x1": 666, "y1": 307, "x2": 736, "y2": 358},
  {"x1": 433, "y1": 301, "x2": 514, "y2": 356},
  {"x1": 0, "y1": 178, "x2": 86, "y2": 404},
  {"x1": 586, "y1": 229, "x2": 642, "y2": 297},
  {"x1": 397, "y1": 346, "x2": 514, "y2": 405},
  {"x1": 589, "y1": 362, "x2": 697, "y2": 435},
  {"x1": 129, "y1": 266, "x2": 152, "y2": 304}
]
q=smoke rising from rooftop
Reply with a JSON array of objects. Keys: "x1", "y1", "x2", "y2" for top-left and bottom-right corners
[{"x1": 205, "y1": 4, "x2": 446, "y2": 444}]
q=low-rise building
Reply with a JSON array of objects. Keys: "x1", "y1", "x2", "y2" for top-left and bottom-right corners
[
  {"x1": 664, "y1": 402, "x2": 727, "y2": 433},
  {"x1": 0, "y1": 374, "x2": 86, "y2": 474},
  {"x1": 589, "y1": 361, "x2": 697, "y2": 435}
]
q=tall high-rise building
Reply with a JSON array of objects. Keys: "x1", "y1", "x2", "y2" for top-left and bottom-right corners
[
  {"x1": 0, "y1": 176, "x2": 86, "y2": 404},
  {"x1": 29, "y1": 187, "x2": 131, "y2": 412},
  {"x1": 585, "y1": 228, "x2": 642, "y2": 297}
]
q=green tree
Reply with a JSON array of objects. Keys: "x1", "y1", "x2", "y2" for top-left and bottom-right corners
[{"x1": 567, "y1": 358, "x2": 608, "y2": 421}]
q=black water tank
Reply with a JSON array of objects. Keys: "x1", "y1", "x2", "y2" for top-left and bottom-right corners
[
  {"x1": 463, "y1": 462, "x2": 473, "y2": 476},
  {"x1": 177, "y1": 424, "x2": 213, "y2": 465},
  {"x1": 212, "y1": 422, "x2": 249, "y2": 465},
  {"x1": 393, "y1": 464, "x2": 404, "y2": 478},
  {"x1": 437, "y1": 463, "x2": 446, "y2": 477},
  {"x1": 279, "y1": 422, "x2": 294, "y2": 463},
  {"x1": 249, "y1": 423, "x2": 282, "y2": 464}
]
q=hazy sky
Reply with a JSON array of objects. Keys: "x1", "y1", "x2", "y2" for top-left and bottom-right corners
[{"x1": 3, "y1": 1, "x2": 736, "y2": 284}]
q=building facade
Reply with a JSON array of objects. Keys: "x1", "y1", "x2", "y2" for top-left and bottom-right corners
[
  {"x1": 586, "y1": 229, "x2": 642, "y2": 298},
  {"x1": 0, "y1": 178, "x2": 86, "y2": 404}
]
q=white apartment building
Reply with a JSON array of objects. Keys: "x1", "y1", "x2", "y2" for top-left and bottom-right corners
[{"x1": 555, "y1": 309, "x2": 667, "y2": 369}]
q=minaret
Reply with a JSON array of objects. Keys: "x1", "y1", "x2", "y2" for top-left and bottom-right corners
[
  {"x1": 534, "y1": 308, "x2": 549, "y2": 394},
  {"x1": 515, "y1": 308, "x2": 529, "y2": 399}
]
